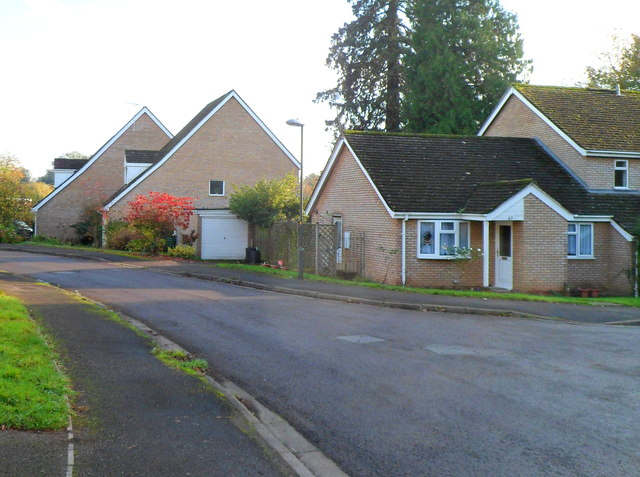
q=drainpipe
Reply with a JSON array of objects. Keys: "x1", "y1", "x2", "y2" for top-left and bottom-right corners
[
  {"x1": 401, "y1": 215, "x2": 408, "y2": 286},
  {"x1": 635, "y1": 239, "x2": 639, "y2": 297},
  {"x1": 483, "y1": 220, "x2": 490, "y2": 288}
]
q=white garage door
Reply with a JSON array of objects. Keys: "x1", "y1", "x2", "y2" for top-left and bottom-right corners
[{"x1": 200, "y1": 215, "x2": 248, "y2": 260}]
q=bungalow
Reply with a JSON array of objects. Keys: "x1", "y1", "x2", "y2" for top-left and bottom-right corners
[{"x1": 306, "y1": 85, "x2": 640, "y2": 295}]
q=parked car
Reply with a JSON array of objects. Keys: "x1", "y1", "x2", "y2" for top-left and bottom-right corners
[{"x1": 14, "y1": 220, "x2": 33, "y2": 238}]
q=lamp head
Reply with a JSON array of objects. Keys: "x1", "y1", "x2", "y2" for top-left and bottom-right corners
[{"x1": 286, "y1": 118, "x2": 304, "y2": 127}]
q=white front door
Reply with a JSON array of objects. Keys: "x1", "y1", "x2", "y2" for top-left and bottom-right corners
[{"x1": 495, "y1": 223, "x2": 513, "y2": 290}]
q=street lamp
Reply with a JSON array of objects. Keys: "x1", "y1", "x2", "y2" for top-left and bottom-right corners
[{"x1": 286, "y1": 118, "x2": 304, "y2": 280}]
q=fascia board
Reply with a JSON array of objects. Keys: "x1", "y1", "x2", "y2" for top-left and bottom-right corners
[
  {"x1": 486, "y1": 184, "x2": 574, "y2": 221},
  {"x1": 477, "y1": 87, "x2": 515, "y2": 135},
  {"x1": 105, "y1": 91, "x2": 300, "y2": 211},
  {"x1": 392, "y1": 212, "x2": 486, "y2": 221},
  {"x1": 586, "y1": 150, "x2": 640, "y2": 158},
  {"x1": 342, "y1": 139, "x2": 396, "y2": 218},
  {"x1": 611, "y1": 220, "x2": 635, "y2": 241},
  {"x1": 510, "y1": 90, "x2": 588, "y2": 156},
  {"x1": 305, "y1": 137, "x2": 396, "y2": 218},
  {"x1": 103, "y1": 95, "x2": 235, "y2": 210},
  {"x1": 32, "y1": 107, "x2": 172, "y2": 212},
  {"x1": 230, "y1": 91, "x2": 300, "y2": 169},
  {"x1": 305, "y1": 138, "x2": 344, "y2": 215}
]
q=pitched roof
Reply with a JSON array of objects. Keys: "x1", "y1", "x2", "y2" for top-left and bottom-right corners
[
  {"x1": 103, "y1": 90, "x2": 300, "y2": 210},
  {"x1": 125, "y1": 150, "x2": 161, "y2": 164},
  {"x1": 339, "y1": 131, "x2": 640, "y2": 231},
  {"x1": 32, "y1": 107, "x2": 172, "y2": 212},
  {"x1": 53, "y1": 158, "x2": 89, "y2": 170},
  {"x1": 512, "y1": 84, "x2": 640, "y2": 153}
]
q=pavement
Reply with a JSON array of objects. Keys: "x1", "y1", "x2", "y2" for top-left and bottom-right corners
[
  {"x1": 0, "y1": 272, "x2": 288, "y2": 477},
  {"x1": 1, "y1": 243, "x2": 638, "y2": 325}
]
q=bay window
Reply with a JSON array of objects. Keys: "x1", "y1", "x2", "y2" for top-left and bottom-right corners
[{"x1": 418, "y1": 221, "x2": 470, "y2": 258}]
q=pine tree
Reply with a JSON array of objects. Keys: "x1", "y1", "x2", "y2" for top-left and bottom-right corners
[
  {"x1": 315, "y1": 0, "x2": 409, "y2": 131},
  {"x1": 404, "y1": 0, "x2": 529, "y2": 134}
]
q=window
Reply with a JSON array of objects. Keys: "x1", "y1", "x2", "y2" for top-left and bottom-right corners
[
  {"x1": 209, "y1": 180, "x2": 225, "y2": 196},
  {"x1": 614, "y1": 160, "x2": 628, "y2": 189},
  {"x1": 418, "y1": 221, "x2": 470, "y2": 258},
  {"x1": 568, "y1": 223, "x2": 593, "y2": 258}
]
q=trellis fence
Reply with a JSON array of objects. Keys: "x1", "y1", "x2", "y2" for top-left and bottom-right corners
[{"x1": 254, "y1": 222, "x2": 364, "y2": 278}]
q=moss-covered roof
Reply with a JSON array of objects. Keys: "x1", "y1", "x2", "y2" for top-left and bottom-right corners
[{"x1": 513, "y1": 84, "x2": 640, "y2": 153}]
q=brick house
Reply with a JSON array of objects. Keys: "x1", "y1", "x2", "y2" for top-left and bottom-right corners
[
  {"x1": 101, "y1": 90, "x2": 299, "y2": 259},
  {"x1": 32, "y1": 107, "x2": 172, "y2": 241},
  {"x1": 306, "y1": 85, "x2": 640, "y2": 295}
]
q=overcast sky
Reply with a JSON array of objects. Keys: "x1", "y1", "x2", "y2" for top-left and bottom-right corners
[{"x1": 1, "y1": 0, "x2": 638, "y2": 178}]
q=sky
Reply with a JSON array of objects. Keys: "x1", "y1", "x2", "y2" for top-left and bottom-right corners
[{"x1": 0, "y1": 0, "x2": 638, "y2": 178}]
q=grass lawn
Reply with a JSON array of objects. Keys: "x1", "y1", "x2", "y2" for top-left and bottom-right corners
[
  {"x1": 214, "y1": 263, "x2": 640, "y2": 308},
  {"x1": 0, "y1": 293, "x2": 70, "y2": 430}
]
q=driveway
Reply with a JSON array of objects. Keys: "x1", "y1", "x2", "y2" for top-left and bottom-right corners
[{"x1": 1, "y1": 250, "x2": 639, "y2": 476}]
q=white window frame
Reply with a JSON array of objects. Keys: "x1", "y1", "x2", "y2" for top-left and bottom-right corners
[
  {"x1": 614, "y1": 160, "x2": 628, "y2": 189},
  {"x1": 567, "y1": 222, "x2": 594, "y2": 259},
  {"x1": 209, "y1": 180, "x2": 225, "y2": 196},
  {"x1": 417, "y1": 220, "x2": 470, "y2": 259}
]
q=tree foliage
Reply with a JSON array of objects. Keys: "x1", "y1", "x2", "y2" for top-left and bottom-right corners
[
  {"x1": 316, "y1": 0, "x2": 529, "y2": 134},
  {"x1": 0, "y1": 153, "x2": 51, "y2": 227},
  {"x1": 228, "y1": 174, "x2": 299, "y2": 228},
  {"x1": 404, "y1": 0, "x2": 529, "y2": 133},
  {"x1": 586, "y1": 33, "x2": 640, "y2": 91},
  {"x1": 315, "y1": 0, "x2": 409, "y2": 131},
  {"x1": 125, "y1": 192, "x2": 195, "y2": 236}
]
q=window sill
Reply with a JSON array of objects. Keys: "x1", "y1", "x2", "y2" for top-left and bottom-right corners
[
  {"x1": 208, "y1": 194, "x2": 225, "y2": 197},
  {"x1": 417, "y1": 255, "x2": 455, "y2": 260},
  {"x1": 567, "y1": 256, "x2": 594, "y2": 260}
]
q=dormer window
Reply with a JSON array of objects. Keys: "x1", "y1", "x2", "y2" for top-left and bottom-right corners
[{"x1": 614, "y1": 160, "x2": 628, "y2": 189}]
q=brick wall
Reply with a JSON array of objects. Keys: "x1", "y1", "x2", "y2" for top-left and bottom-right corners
[
  {"x1": 484, "y1": 95, "x2": 639, "y2": 190},
  {"x1": 311, "y1": 146, "x2": 401, "y2": 284},
  {"x1": 515, "y1": 195, "x2": 568, "y2": 293},
  {"x1": 36, "y1": 113, "x2": 170, "y2": 241},
  {"x1": 567, "y1": 223, "x2": 635, "y2": 295},
  {"x1": 107, "y1": 97, "x2": 298, "y2": 231},
  {"x1": 404, "y1": 221, "x2": 484, "y2": 288}
]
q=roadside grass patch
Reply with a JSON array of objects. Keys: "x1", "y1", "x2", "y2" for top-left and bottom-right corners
[
  {"x1": 21, "y1": 240, "x2": 152, "y2": 261},
  {"x1": 214, "y1": 263, "x2": 640, "y2": 308},
  {"x1": 151, "y1": 348, "x2": 209, "y2": 377},
  {"x1": 0, "y1": 293, "x2": 70, "y2": 430}
]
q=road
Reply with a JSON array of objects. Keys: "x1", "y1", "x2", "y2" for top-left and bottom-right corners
[{"x1": 2, "y1": 250, "x2": 639, "y2": 476}]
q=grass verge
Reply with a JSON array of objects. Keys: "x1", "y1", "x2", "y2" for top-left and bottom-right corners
[
  {"x1": 214, "y1": 263, "x2": 640, "y2": 308},
  {"x1": 20, "y1": 240, "x2": 152, "y2": 261},
  {"x1": 0, "y1": 293, "x2": 70, "y2": 430},
  {"x1": 151, "y1": 348, "x2": 209, "y2": 377}
]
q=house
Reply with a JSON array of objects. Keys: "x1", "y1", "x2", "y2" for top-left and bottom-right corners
[
  {"x1": 306, "y1": 85, "x2": 640, "y2": 295},
  {"x1": 101, "y1": 90, "x2": 300, "y2": 260},
  {"x1": 32, "y1": 107, "x2": 173, "y2": 241}
]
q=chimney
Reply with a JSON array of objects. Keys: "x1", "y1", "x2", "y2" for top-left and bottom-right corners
[{"x1": 616, "y1": 84, "x2": 622, "y2": 96}]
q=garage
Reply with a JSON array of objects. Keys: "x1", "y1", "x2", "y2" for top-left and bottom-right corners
[{"x1": 199, "y1": 211, "x2": 248, "y2": 260}]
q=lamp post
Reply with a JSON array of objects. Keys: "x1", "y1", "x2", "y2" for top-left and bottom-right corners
[{"x1": 286, "y1": 118, "x2": 304, "y2": 280}]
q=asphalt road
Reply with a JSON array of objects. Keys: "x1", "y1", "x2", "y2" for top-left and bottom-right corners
[{"x1": 2, "y1": 250, "x2": 639, "y2": 476}]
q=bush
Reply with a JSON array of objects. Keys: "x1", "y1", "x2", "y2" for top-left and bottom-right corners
[
  {"x1": 105, "y1": 221, "x2": 141, "y2": 250},
  {"x1": 166, "y1": 244, "x2": 196, "y2": 259},
  {"x1": 0, "y1": 224, "x2": 20, "y2": 243},
  {"x1": 124, "y1": 229, "x2": 165, "y2": 254}
]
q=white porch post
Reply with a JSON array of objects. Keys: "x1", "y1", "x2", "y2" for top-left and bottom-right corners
[
  {"x1": 401, "y1": 215, "x2": 408, "y2": 286},
  {"x1": 483, "y1": 220, "x2": 490, "y2": 288}
]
